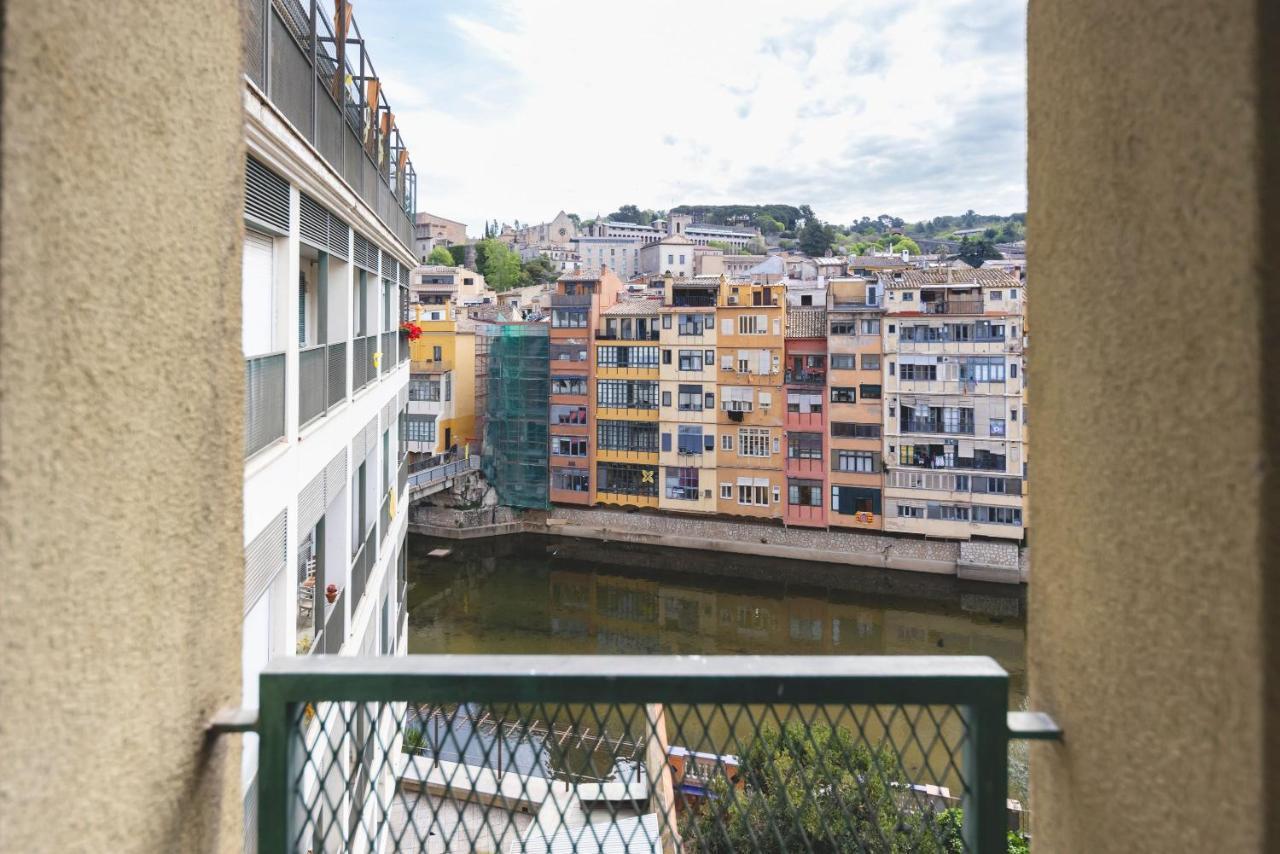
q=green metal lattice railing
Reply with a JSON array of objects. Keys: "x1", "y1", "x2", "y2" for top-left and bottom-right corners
[{"x1": 252, "y1": 655, "x2": 1055, "y2": 853}]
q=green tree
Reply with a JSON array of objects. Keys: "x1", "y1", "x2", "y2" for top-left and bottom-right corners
[
  {"x1": 798, "y1": 218, "x2": 835, "y2": 257},
  {"x1": 447, "y1": 245, "x2": 467, "y2": 266},
  {"x1": 521, "y1": 255, "x2": 559, "y2": 286},
  {"x1": 755, "y1": 213, "x2": 783, "y2": 235},
  {"x1": 743, "y1": 239, "x2": 769, "y2": 255},
  {"x1": 681, "y1": 721, "x2": 966, "y2": 853},
  {"x1": 958, "y1": 237, "x2": 1001, "y2": 267},
  {"x1": 426, "y1": 245, "x2": 454, "y2": 266},
  {"x1": 479, "y1": 239, "x2": 522, "y2": 291}
]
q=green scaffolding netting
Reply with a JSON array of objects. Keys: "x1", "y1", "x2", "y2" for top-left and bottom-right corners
[{"x1": 478, "y1": 322, "x2": 550, "y2": 509}]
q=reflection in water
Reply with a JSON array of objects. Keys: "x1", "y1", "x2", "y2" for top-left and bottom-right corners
[
  {"x1": 406, "y1": 534, "x2": 1030, "y2": 804},
  {"x1": 407, "y1": 534, "x2": 1026, "y2": 706}
]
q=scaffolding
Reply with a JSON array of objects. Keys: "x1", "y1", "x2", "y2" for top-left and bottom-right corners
[{"x1": 477, "y1": 321, "x2": 550, "y2": 509}]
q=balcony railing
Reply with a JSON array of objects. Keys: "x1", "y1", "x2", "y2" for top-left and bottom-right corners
[
  {"x1": 352, "y1": 334, "x2": 379, "y2": 391},
  {"x1": 380, "y1": 331, "x2": 396, "y2": 375},
  {"x1": 255, "y1": 655, "x2": 1048, "y2": 853},
  {"x1": 784, "y1": 369, "x2": 827, "y2": 386},
  {"x1": 596, "y1": 330, "x2": 661, "y2": 341},
  {"x1": 308, "y1": 589, "x2": 345, "y2": 655},
  {"x1": 245, "y1": 352, "x2": 285, "y2": 458},
  {"x1": 549, "y1": 293, "x2": 594, "y2": 307},
  {"x1": 241, "y1": 0, "x2": 417, "y2": 248},
  {"x1": 406, "y1": 455, "x2": 480, "y2": 491},
  {"x1": 349, "y1": 524, "x2": 377, "y2": 612},
  {"x1": 297, "y1": 341, "x2": 349, "y2": 427},
  {"x1": 921, "y1": 300, "x2": 985, "y2": 316}
]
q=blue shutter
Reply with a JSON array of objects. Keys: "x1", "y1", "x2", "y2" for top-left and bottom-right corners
[
  {"x1": 661, "y1": 433, "x2": 672, "y2": 452},
  {"x1": 704, "y1": 434, "x2": 715, "y2": 451}
]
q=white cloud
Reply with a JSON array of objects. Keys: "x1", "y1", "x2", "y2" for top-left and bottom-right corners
[{"x1": 359, "y1": 0, "x2": 1026, "y2": 236}]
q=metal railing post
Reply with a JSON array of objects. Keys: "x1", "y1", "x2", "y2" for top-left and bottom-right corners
[
  {"x1": 257, "y1": 677, "x2": 291, "y2": 853},
  {"x1": 963, "y1": 682, "x2": 1010, "y2": 853}
]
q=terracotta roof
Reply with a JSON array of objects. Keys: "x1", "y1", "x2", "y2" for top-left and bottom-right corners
[
  {"x1": 849, "y1": 256, "x2": 911, "y2": 269},
  {"x1": 602, "y1": 299, "x2": 660, "y2": 316},
  {"x1": 786, "y1": 307, "x2": 827, "y2": 338},
  {"x1": 884, "y1": 268, "x2": 1023, "y2": 289},
  {"x1": 813, "y1": 257, "x2": 847, "y2": 266}
]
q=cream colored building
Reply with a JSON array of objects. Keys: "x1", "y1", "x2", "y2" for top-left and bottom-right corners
[
  {"x1": 881, "y1": 268, "x2": 1027, "y2": 541},
  {"x1": 413, "y1": 211, "x2": 467, "y2": 260},
  {"x1": 639, "y1": 233, "x2": 697, "y2": 277},
  {"x1": 657, "y1": 279, "x2": 720, "y2": 514}
]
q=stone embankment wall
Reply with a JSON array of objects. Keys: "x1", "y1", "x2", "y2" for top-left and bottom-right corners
[{"x1": 411, "y1": 504, "x2": 1027, "y2": 584}]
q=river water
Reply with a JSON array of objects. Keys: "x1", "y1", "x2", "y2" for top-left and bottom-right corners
[{"x1": 406, "y1": 533, "x2": 1029, "y2": 802}]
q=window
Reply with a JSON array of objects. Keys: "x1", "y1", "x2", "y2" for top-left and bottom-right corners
[
  {"x1": 787, "y1": 433, "x2": 823, "y2": 460},
  {"x1": 859, "y1": 384, "x2": 882, "y2": 400},
  {"x1": 405, "y1": 415, "x2": 437, "y2": 444},
  {"x1": 597, "y1": 419, "x2": 659, "y2": 452},
  {"x1": 990, "y1": 290, "x2": 1003, "y2": 301},
  {"x1": 738, "y1": 428, "x2": 771, "y2": 457},
  {"x1": 831, "y1": 422, "x2": 881, "y2": 439},
  {"x1": 242, "y1": 231, "x2": 277, "y2": 356},
  {"x1": 832, "y1": 485, "x2": 881, "y2": 516},
  {"x1": 989, "y1": 418, "x2": 1007, "y2": 436},
  {"x1": 959, "y1": 356, "x2": 1006, "y2": 383},
  {"x1": 665, "y1": 466, "x2": 699, "y2": 500},
  {"x1": 721, "y1": 434, "x2": 733, "y2": 451},
  {"x1": 444, "y1": 374, "x2": 452, "y2": 401},
  {"x1": 737, "y1": 479, "x2": 771, "y2": 506},
  {"x1": 1011, "y1": 408, "x2": 1019, "y2": 422},
  {"x1": 662, "y1": 349, "x2": 672, "y2": 365},
  {"x1": 861, "y1": 319, "x2": 881, "y2": 335},
  {"x1": 788, "y1": 479, "x2": 823, "y2": 507},
  {"x1": 677, "y1": 425, "x2": 704, "y2": 455},
  {"x1": 551, "y1": 404, "x2": 588, "y2": 424},
  {"x1": 677, "y1": 314, "x2": 703, "y2": 335},
  {"x1": 409, "y1": 379, "x2": 440, "y2": 401},
  {"x1": 720, "y1": 483, "x2": 733, "y2": 499},
  {"x1": 902, "y1": 292, "x2": 915, "y2": 302},
  {"x1": 835, "y1": 450, "x2": 877, "y2": 473},
  {"x1": 830, "y1": 322, "x2": 855, "y2": 336},
  {"x1": 896, "y1": 503, "x2": 924, "y2": 519},
  {"x1": 551, "y1": 342, "x2": 588, "y2": 362},
  {"x1": 927, "y1": 503, "x2": 970, "y2": 521},
  {"x1": 677, "y1": 384, "x2": 703, "y2": 411},
  {"x1": 679, "y1": 254, "x2": 686, "y2": 264},
  {"x1": 787, "y1": 392, "x2": 823, "y2": 414},
  {"x1": 705, "y1": 349, "x2": 715, "y2": 365},
  {"x1": 551, "y1": 468, "x2": 590, "y2": 493},
  {"x1": 861, "y1": 354, "x2": 881, "y2": 370},
  {"x1": 678, "y1": 350, "x2": 704, "y2": 371},
  {"x1": 661, "y1": 390, "x2": 672, "y2": 407},
  {"x1": 597, "y1": 380, "x2": 658, "y2": 409},
  {"x1": 552, "y1": 309, "x2": 587, "y2": 328},
  {"x1": 721, "y1": 387, "x2": 754, "y2": 412},
  {"x1": 830, "y1": 354, "x2": 856, "y2": 370},
  {"x1": 597, "y1": 345, "x2": 659, "y2": 368},
  {"x1": 830, "y1": 387, "x2": 857, "y2": 403},
  {"x1": 662, "y1": 314, "x2": 672, "y2": 329},
  {"x1": 900, "y1": 364, "x2": 937, "y2": 381},
  {"x1": 552, "y1": 436, "x2": 588, "y2": 457},
  {"x1": 1010, "y1": 363, "x2": 1019, "y2": 378},
  {"x1": 738, "y1": 315, "x2": 768, "y2": 335},
  {"x1": 551, "y1": 376, "x2": 587, "y2": 396},
  {"x1": 596, "y1": 462, "x2": 659, "y2": 496},
  {"x1": 974, "y1": 505, "x2": 1023, "y2": 525},
  {"x1": 705, "y1": 392, "x2": 715, "y2": 409}
]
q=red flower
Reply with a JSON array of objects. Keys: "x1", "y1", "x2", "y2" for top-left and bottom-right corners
[{"x1": 400, "y1": 321, "x2": 423, "y2": 340}]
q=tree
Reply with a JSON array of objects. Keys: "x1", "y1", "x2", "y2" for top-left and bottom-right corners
[
  {"x1": 743, "y1": 239, "x2": 769, "y2": 255},
  {"x1": 479, "y1": 239, "x2": 522, "y2": 290},
  {"x1": 894, "y1": 237, "x2": 922, "y2": 255},
  {"x1": 520, "y1": 255, "x2": 559, "y2": 286},
  {"x1": 754, "y1": 213, "x2": 783, "y2": 235},
  {"x1": 567, "y1": 213, "x2": 582, "y2": 229},
  {"x1": 958, "y1": 237, "x2": 1001, "y2": 267},
  {"x1": 426, "y1": 245, "x2": 454, "y2": 266},
  {"x1": 447, "y1": 245, "x2": 467, "y2": 267},
  {"x1": 681, "y1": 720, "x2": 966, "y2": 853},
  {"x1": 606, "y1": 204, "x2": 649, "y2": 225},
  {"x1": 798, "y1": 218, "x2": 835, "y2": 257}
]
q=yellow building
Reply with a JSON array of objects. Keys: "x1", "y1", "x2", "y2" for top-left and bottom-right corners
[
  {"x1": 592, "y1": 298, "x2": 662, "y2": 509},
  {"x1": 407, "y1": 303, "x2": 478, "y2": 457}
]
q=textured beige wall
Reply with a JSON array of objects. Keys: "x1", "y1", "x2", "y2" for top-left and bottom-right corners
[
  {"x1": 0, "y1": 1, "x2": 245, "y2": 851},
  {"x1": 1029, "y1": 1, "x2": 1272, "y2": 850}
]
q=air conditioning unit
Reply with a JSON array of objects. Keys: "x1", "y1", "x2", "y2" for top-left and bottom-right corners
[{"x1": 728, "y1": 296, "x2": 738, "y2": 305}]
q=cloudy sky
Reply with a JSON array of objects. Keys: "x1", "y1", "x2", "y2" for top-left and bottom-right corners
[{"x1": 354, "y1": 0, "x2": 1026, "y2": 237}]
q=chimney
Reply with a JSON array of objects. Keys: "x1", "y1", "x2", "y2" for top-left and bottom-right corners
[{"x1": 464, "y1": 243, "x2": 476, "y2": 270}]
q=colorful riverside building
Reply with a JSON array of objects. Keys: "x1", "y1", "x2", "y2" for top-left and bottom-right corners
[
  {"x1": 593, "y1": 298, "x2": 663, "y2": 508},
  {"x1": 657, "y1": 278, "x2": 721, "y2": 514},
  {"x1": 881, "y1": 267, "x2": 1027, "y2": 541},
  {"x1": 714, "y1": 278, "x2": 787, "y2": 519},
  {"x1": 783, "y1": 305, "x2": 830, "y2": 527},
  {"x1": 825, "y1": 277, "x2": 887, "y2": 530},
  {"x1": 547, "y1": 268, "x2": 625, "y2": 505},
  {"x1": 406, "y1": 303, "x2": 478, "y2": 459}
]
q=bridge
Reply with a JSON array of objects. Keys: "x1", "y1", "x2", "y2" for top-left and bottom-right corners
[{"x1": 406, "y1": 454, "x2": 481, "y2": 499}]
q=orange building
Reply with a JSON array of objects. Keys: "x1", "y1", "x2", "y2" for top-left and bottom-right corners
[
  {"x1": 548, "y1": 267, "x2": 624, "y2": 505},
  {"x1": 714, "y1": 278, "x2": 786, "y2": 519}
]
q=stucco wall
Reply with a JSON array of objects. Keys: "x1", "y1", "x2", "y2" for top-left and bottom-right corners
[
  {"x1": 1029, "y1": 0, "x2": 1271, "y2": 850},
  {"x1": 0, "y1": 1, "x2": 245, "y2": 851}
]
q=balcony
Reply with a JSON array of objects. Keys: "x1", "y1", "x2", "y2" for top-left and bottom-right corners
[
  {"x1": 298, "y1": 342, "x2": 348, "y2": 428},
  {"x1": 921, "y1": 299, "x2": 985, "y2": 316},
  {"x1": 549, "y1": 293, "x2": 594, "y2": 307},
  {"x1": 784, "y1": 369, "x2": 827, "y2": 386},
  {"x1": 242, "y1": 0, "x2": 417, "y2": 247},
  {"x1": 254, "y1": 655, "x2": 1047, "y2": 852},
  {"x1": 596, "y1": 330, "x2": 661, "y2": 341},
  {"x1": 410, "y1": 358, "x2": 452, "y2": 375}
]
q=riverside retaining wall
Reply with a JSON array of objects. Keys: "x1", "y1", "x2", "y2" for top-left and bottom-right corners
[{"x1": 410, "y1": 505, "x2": 1027, "y2": 584}]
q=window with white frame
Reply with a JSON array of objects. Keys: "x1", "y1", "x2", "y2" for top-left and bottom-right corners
[{"x1": 738, "y1": 428, "x2": 771, "y2": 457}]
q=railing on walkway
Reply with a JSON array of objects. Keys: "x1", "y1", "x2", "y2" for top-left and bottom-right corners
[
  {"x1": 256, "y1": 655, "x2": 1037, "y2": 853},
  {"x1": 406, "y1": 455, "x2": 480, "y2": 491},
  {"x1": 245, "y1": 352, "x2": 286, "y2": 458},
  {"x1": 381, "y1": 331, "x2": 396, "y2": 375},
  {"x1": 308, "y1": 590, "x2": 345, "y2": 656}
]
